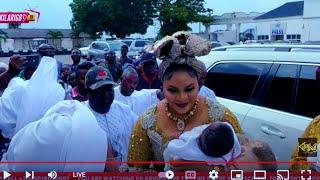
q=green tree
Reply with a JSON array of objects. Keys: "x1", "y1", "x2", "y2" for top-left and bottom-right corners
[
  {"x1": 0, "y1": 30, "x2": 6, "y2": 41},
  {"x1": 156, "y1": 0, "x2": 213, "y2": 38},
  {"x1": 0, "y1": 30, "x2": 7, "y2": 51},
  {"x1": 69, "y1": 0, "x2": 212, "y2": 39},
  {"x1": 46, "y1": 30, "x2": 64, "y2": 48},
  {"x1": 46, "y1": 30, "x2": 64, "y2": 39},
  {"x1": 69, "y1": 0, "x2": 157, "y2": 38}
]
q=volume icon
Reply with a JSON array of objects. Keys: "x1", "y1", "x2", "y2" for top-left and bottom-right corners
[{"x1": 48, "y1": 171, "x2": 57, "y2": 179}]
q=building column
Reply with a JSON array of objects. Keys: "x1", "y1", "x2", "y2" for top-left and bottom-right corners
[
  {"x1": 235, "y1": 23, "x2": 241, "y2": 42},
  {"x1": 204, "y1": 24, "x2": 211, "y2": 40},
  {"x1": 254, "y1": 26, "x2": 258, "y2": 40},
  {"x1": 205, "y1": 24, "x2": 210, "y2": 34},
  {"x1": 226, "y1": 24, "x2": 232, "y2": 31}
]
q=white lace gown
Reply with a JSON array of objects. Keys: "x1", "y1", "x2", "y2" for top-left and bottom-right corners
[
  {"x1": 199, "y1": 85, "x2": 217, "y2": 102},
  {"x1": 86, "y1": 101, "x2": 138, "y2": 162}
]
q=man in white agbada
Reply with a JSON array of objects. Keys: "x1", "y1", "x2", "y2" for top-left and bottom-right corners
[
  {"x1": 1, "y1": 100, "x2": 108, "y2": 172},
  {"x1": 198, "y1": 60, "x2": 216, "y2": 101},
  {"x1": 114, "y1": 67, "x2": 160, "y2": 116},
  {"x1": 85, "y1": 66, "x2": 138, "y2": 162},
  {"x1": 163, "y1": 122, "x2": 241, "y2": 171},
  {"x1": 0, "y1": 56, "x2": 65, "y2": 138}
]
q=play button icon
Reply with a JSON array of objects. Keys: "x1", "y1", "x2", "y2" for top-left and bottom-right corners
[
  {"x1": 3, "y1": 171, "x2": 11, "y2": 179},
  {"x1": 165, "y1": 170, "x2": 174, "y2": 179}
]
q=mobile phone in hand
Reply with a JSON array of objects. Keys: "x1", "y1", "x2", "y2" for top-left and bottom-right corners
[{"x1": 24, "y1": 54, "x2": 40, "y2": 69}]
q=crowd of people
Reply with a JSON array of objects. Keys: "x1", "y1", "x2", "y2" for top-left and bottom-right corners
[{"x1": 0, "y1": 31, "x2": 316, "y2": 172}]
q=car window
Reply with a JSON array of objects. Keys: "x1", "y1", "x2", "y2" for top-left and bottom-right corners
[
  {"x1": 122, "y1": 40, "x2": 132, "y2": 46},
  {"x1": 212, "y1": 42, "x2": 222, "y2": 48},
  {"x1": 97, "y1": 42, "x2": 109, "y2": 50},
  {"x1": 263, "y1": 64, "x2": 298, "y2": 113},
  {"x1": 295, "y1": 65, "x2": 320, "y2": 118},
  {"x1": 109, "y1": 43, "x2": 124, "y2": 51},
  {"x1": 205, "y1": 62, "x2": 266, "y2": 102},
  {"x1": 135, "y1": 41, "x2": 146, "y2": 47},
  {"x1": 91, "y1": 43, "x2": 98, "y2": 49}
]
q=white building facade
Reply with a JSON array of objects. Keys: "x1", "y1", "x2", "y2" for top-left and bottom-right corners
[
  {"x1": 205, "y1": 0, "x2": 320, "y2": 43},
  {"x1": 256, "y1": 18, "x2": 303, "y2": 42},
  {"x1": 301, "y1": 0, "x2": 320, "y2": 42},
  {"x1": 0, "y1": 29, "x2": 93, "y2": 52},
  {"x1": 255, "y1": 0, "x2": 320, "y2": 43}
]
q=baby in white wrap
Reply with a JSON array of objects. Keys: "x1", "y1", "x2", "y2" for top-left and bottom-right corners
[{"x1": 163, "y1": 122, "x2": 241, "y2": 170}]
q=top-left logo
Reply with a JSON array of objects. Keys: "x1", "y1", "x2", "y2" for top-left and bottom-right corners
[{"x1": 0, "y1": 9, "x2": 40, "y2": 23}]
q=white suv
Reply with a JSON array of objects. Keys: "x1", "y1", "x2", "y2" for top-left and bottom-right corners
[
  {"x1": 198, "y1": 47, "x2": 320, "y2": 168},
  {"x1": 121, "y1": 39, "x2": 152, "y2": 51}
]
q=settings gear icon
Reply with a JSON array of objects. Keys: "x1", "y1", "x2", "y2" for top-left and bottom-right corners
[{"x1": 209, "y1": 170, "x2": 219, "y2": 180}]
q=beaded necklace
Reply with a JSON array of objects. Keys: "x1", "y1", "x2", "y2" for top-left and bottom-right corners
[{"x1": 165, "y1": 99, "x2": 199, "y2": 134}]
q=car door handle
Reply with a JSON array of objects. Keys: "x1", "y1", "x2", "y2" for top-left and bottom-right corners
[{"x1": 260, "y1": 125, "x2": 286, "y2": 139}]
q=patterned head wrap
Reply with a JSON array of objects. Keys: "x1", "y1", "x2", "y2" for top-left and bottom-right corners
[{"x1": 154, "y1": 31, "x2": 212, "y2": 81}]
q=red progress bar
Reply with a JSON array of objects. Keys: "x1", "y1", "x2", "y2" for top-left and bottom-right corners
[{"x1": 0, "y1": 161, "x2": 316, "y2": 164}]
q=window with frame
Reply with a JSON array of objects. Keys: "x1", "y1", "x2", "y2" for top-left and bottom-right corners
[
  {"x1": 263, "y1": 64, "x2": 298, "y2": 113},
  {"x1": 286, "y1": 34, "x2": 301, "y2": 42},
  {"x1": 205, "y1": 62, "x2": 267, "y2": 102},
  {"x1": 258, "y1": 35, "x2": 269, "y2": 40},
  {"x1": 295, "y1": 65, "x2": 320, "y2": 118}
]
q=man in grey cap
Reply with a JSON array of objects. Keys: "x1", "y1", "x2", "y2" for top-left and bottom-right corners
[
  {"x1": 86, "y1": 66, "x2": 117, "y2": 113},
  {"x1": 85, "y1": 66, "x2": 138, "y2": 163}
]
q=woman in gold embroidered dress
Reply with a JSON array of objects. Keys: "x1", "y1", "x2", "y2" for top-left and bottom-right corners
[
  {"x1": 290, "y1": 115, "x2": 320, "y2": 171},
  {"x1": 127, "y1": 32, "x2": 243, "y2": 170}
]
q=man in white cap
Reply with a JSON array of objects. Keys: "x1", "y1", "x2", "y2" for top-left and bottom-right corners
[
  {"x1": 85, "y1": 66, "x2": 138, "y2": 162},
  {"x1": 1, "y1": 100, "x2": 108, "y2": 172},
  {"x1": 114, "y1": 66, "x2": 161, "y2": 116}
]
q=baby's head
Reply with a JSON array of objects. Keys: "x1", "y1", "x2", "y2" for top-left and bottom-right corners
[{"x1": 198, "y1": 122, "x2": 234, "y2": 157}]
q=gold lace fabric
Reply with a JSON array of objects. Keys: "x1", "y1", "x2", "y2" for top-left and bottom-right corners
[
  {"x1": 128, "y1": 97, "x2": 243, "y2": 170},
  {"x1": 290, "y1": 115, "x2": 320, "y2": 171}
]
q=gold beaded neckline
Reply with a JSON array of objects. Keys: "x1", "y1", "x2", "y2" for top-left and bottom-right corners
[{"x1": 165, "y1": 99, "x2": 199, "y2": 133}]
